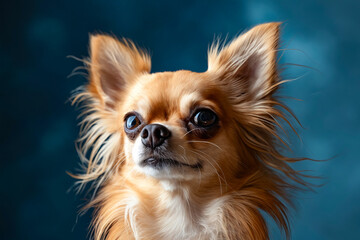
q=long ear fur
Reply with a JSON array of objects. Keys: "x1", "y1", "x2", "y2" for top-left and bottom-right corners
[
  {"x1": 89, "y1": 34, "x2": 151, "y2": 108},
  {"x1": 208, "y1": 22, "x2": 280, "y2": 103}
]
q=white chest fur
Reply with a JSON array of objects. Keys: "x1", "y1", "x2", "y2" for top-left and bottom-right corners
[{"x1": 125, "y1": 185, "x2": 227, "y2": 240}]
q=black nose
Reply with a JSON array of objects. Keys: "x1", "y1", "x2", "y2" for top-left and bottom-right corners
[{"x1": 141, "y1": 124, "x2": 171, "y2": 149}]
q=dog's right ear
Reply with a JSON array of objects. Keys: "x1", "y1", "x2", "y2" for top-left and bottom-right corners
[{"x1": 88, "y1": 35, "x2": 151, "y2": 108}]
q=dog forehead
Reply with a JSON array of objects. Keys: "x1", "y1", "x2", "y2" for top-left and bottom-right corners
[{"x1": 129, "y1": 71, "x2": 208, "y2": 120}]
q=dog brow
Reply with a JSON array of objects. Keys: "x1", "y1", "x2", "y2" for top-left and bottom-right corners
[
  {"x1": 179, "y1": 92, "x2": 202, "y2": 116},
  {"x1": 136, "y1": 97, "x2": 151, "y2": 117}
]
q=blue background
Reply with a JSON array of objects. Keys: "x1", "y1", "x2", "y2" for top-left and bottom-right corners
[{"x1": 1, "y1": 0, "x2": 359, "y2": 239}]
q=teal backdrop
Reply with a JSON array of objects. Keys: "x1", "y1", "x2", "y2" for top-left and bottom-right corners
[{"x1": 1, "y1": 0, "x2": 359, "y2": 239}]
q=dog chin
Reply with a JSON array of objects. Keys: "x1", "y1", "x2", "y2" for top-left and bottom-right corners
[
  {"x1": 134, "y1": 157, "x2": 201, "y2": 180},
  {"x1": 135, "y1": 164, "x2": 197, "y2": 180}
]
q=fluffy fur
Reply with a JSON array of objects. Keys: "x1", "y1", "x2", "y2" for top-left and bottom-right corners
[{"x1": 71, "y1": 22, "x2": 310, "y2": 240}]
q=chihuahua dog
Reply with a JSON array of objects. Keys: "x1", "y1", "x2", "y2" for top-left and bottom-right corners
[{"x1": 71, "y1": 22, "x2": 309, "y2": 240}]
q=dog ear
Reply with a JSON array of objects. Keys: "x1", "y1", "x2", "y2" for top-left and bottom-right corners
[
  {"x1": 207, "y1": 22, "x2": 280, "y2": 103},
  {"x1": 88, "y1": 35, "x2": 151, "y2": 108}
]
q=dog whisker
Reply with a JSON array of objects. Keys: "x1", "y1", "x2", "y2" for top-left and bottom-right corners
[
  {"x1": 188, "y1": 149, "x2": 227, "y2": 195},
  {"x1": 192, "y1": 149, "x2": 229, "y2": 188},
  {"x1": 177, "y1": 145, "x2": 203, "y2": 187},
  {"x1": 181, "y1": 128, "x2": 198, "y2": 138},
  {"x1": 186, "y1": 140, "x2": 224, "y2": 151}
]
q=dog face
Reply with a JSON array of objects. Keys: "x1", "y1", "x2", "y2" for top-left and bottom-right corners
[{"x1": 120, "y1": 70, "x2": 239, "y2": 181}]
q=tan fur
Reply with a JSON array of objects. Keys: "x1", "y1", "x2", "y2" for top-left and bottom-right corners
[{"x1": 71, "y1": 22, "x2": 310, "y2": 240}]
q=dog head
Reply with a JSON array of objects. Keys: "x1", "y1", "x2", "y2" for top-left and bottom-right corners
[{"x1": 73, "y1": 23, "x2": 283, "y2": 188}]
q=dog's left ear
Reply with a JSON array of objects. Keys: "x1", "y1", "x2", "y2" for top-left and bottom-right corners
[
  {"x1": 88, "y1": 35, "x2": 151, "y2": 109},
  {"x1": 207, "y1": 22, "x2": 281, "y2": 102}
]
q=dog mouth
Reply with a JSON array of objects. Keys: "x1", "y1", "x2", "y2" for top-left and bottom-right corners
[{"x1": 140, "y1": 157, "x2": 202, "y2": 169}]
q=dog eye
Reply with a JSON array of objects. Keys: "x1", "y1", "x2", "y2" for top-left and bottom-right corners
[
  {"x1": 125, "y1": 115, "x2": 141, "y2": 130},
  {"x1": 192, "y1": 109, "x2": 218, "y2": 127}
]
